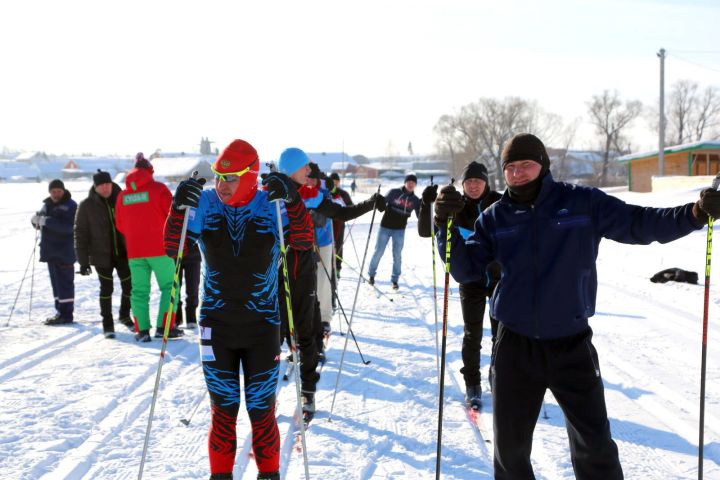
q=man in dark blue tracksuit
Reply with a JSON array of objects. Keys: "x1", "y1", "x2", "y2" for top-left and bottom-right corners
[
  {"x1": 32, "y1": 179, "x2": 77, "y2": 325},
  {"x1": 435, "y1": 133, "x2": 720, "y2": 479}
]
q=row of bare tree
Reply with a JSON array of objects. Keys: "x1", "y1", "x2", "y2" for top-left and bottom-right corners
[{"x1": 434, "y1": 80, "x2": 720, "y2": 188}]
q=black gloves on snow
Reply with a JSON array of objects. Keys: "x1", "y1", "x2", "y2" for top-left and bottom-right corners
[
  {"x1": 173, "y1": 177, "x2": 206, "y2": 210},
  {"x1": 694, "y1": 187, "x2": 720, "y2": 224},
  {"x1": 371, "y1": 193, "x2": 386, "y2": 212},
  {"x1": 434, "y1": 185, "x2": 464, "y2": 224},
  {"x1": 79, "y1": 265, "x2": 92, "y2": 276},
  {"x1": 262, "y1": 172, "x2": 300, "y2": 203},
  {"x1": 421, "y1": 184, "x2": 438, "y2": 204}
]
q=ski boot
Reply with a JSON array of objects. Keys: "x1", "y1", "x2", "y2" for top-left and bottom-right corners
[
  {"x1": 465, "y1": 384, "x2": 482, "y2": 410},
  {"x1": 301, "y1": 391, "x2": 316, "y2": 425},
  {"x1": 135, "y1": 330, "x2": 151, "y2": 342}
]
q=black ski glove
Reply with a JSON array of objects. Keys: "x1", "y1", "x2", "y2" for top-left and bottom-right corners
[
  {"x1": 262, "y1": 172, "x2": 300, "y2": 203},
  {"x1": 435, "y1": 185, "x2": 464, "y2": 224},
  {"x1": 173, "y1": 177, "x2": 206, "y2": 210},
  {"x1": 79, "y1": 265, "x2": 92, "y2": 276},
  {"x1": 421, "y1": 184, "x2": 438, "y2": 204},
  {"x1": 325, "y1": 177, "x2": 335, "y2": 191},
  {"x1": 371, "y1": 193, "x2": 386, "y2": 212},
  {"x1": 694, "y1": 187, "x2": 720, "y2": 223}
]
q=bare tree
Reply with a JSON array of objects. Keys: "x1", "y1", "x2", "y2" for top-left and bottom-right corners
[
  {"x1": 587, "y1": 90, "x2": 642, "y2": 186},
  {"x1": 434, "y1": 97, "x2": 564, "y2": 189},
  {"x1": 552, "y1": 118, "x2": 581, "y2": 182},
  {"x1": 694, "y1": 86, "x2": 720, "y2": 141},
  {"x1": 667, "y1": 80, "x2": 698, "y2": 145}
]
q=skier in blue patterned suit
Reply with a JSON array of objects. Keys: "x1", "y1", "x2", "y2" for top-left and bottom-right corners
[{"x1": 165, "y1": 139, "x2": 313, "y2": 480}]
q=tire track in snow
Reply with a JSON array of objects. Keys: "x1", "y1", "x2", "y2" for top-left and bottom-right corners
[{"x1": 37, "y1": 340, "x2": 197, "y2": 480}]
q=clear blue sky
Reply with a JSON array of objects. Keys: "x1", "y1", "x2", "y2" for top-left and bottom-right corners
[{"x1": 1, "y1": 0, "x2": 718, "y2": 159}]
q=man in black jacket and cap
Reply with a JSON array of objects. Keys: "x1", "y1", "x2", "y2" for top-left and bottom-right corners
[
  {"x1": 74, "y1": 170, "x2": 133, "y2": 338},
  {"x1": 418, "y1": 161, "x2": 501, "y2": 408}
]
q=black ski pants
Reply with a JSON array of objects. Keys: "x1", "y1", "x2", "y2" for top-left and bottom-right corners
[
  {"x1": 278, "y1": 248, "x2": 320, "y2": 393},
  {"x1": 458, "y1": 281, "x2": 498, "y2": 387},
  {"x1": 491, "y1": 325, "x2": 623, "y2": 480},
  {"x1": 176, "y1": 259, "x2": 201, "y2": 325},
  {"x1": 96, "y1": 261, "x2": 132, "y2": 333}
]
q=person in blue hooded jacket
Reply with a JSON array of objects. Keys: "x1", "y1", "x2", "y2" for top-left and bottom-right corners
[
  {"x1": 31, "y1": 179, "x2": 78, "y2": 325},
  {"x1": 435, "y1": 133, "x2": 720, "y2": 480}
]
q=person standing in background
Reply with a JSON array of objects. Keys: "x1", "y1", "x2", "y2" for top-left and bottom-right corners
[
  {"x1": 74, "y1": 170, "x2": 133, "y2": 338},
  {"x1": 32, "y1": 179, "x2": 77, "y2": 325},
  {"x1": 115, "y1": 153, "x2": 182, "y2": 342},
  {"x1": 174, "y1": 242, "x2": 201, "y2": 329},
  {"x1": 367, "y1": 173, "x2": 421, "y2": 290},
  {"x1": 418, "y1": 161, "x2": 501, "y2": 407},
  {"x1": 328, "y1": 172, "x2": 353, "y2": 277}
]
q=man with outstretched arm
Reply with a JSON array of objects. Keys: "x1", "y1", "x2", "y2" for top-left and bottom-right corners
[{"x1": 435, "y1": 132, "x2": 720, "y2": 479}]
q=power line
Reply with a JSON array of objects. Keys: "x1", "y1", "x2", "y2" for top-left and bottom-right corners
[{"x1": 668, "y1": 53, "x2": 720, "y2": 74}]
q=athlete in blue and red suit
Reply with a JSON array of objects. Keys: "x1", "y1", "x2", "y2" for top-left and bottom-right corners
[{"x1": 164, "y1": 139, "x2": 313, "y2": 480}]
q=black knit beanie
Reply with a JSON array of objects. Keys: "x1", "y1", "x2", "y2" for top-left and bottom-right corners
[
  {"x1": 501, "y1": 133, "x2": 550, "y2": 175},
  {"x1": 48, "y1": 179, "x2": 65, "y2": 191},
  {"x1": 461, "y1": 161, "x2": 489, "y2": 184},
  {"x1": 404, "y1": 173, "x2": 417, "y2": 184},
  {"x1": 93, "y1": 169, "x2": 112, "y2": 186}
]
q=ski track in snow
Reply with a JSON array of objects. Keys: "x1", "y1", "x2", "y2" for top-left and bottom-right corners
[{"x1": 1, "y1": 182, "x2": 720, "y2": 478}]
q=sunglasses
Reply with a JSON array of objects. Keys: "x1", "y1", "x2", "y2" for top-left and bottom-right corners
[{"x1": 212, "y1": 165, "x2": 252, "y2": 183}]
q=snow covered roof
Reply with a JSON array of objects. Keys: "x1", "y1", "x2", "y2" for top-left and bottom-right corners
[
  {"x1": 617, "y1": 140, "x2": 720, "y2": 162},
  {"x1": 306, "y1": 152, "x2": 356, "y2": 173},
  {"x1": 149, "y1": 155, "x2": 214, "y2": 179}
]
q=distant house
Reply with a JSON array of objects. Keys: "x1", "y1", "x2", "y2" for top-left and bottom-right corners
[
  {"x1": 14, "y1": 151, "x2": 49, "y2": 163},
  {"x1": 0, "y1": 160, "x2": 41, "y2": 182},
  {"x1": 307, "y1": 152, "x2": 357, "y2": 174},
  {"x1": 617, "y1": 141, "x2": 720, "y2": 192},
  {"x1": 148, "y1": 153, "x2": 215, "y2": 184},
  {"x1": 62, "y1": 157, "x2": 134, "y2": 180}
]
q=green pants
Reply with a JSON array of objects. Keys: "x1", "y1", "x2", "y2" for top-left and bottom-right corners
[{"x1": 129, "y1": 256, "x2": 176, "y2": 331}]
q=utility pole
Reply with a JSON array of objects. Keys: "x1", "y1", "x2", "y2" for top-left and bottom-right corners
[{"x1": 658, "y1": 48, "x2": 666, "y2": 176}]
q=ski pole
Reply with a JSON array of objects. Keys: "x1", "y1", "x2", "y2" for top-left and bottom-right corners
[
  {"x1": 333, "y1": 252, "x2": 394, "y2": 303},
  {"x1": 315, "y1": 245, "x2": 370, "y2": 365},
  {"x1": 329, "y1": 222, "x2": 343, "y2": 335},
  {"x1": 139, "y1": 172, "x2": 199, "y2": 480},
  {"x1": 344, "y1": 218, "x2": 362, "y2": 268},
  {"x1": 180, "y1": 389, "x2": 208, "y2": 426},
  {"x1": 5, "y1": 229, "x2": 38, "y2": 327},
  {"x1": 29, "y1": 228, "x2": 38, "y2": 322},
  {"x1": 698, "y1": 172, "x2": 720, "y2": 480},
  {"x1": 436, "y1": 180, "x2": 455, "y2": 480},
  {"x1": 274, "y1": 199, "x2": 311, "y2": 480},
  {"x1": 329, "y1": 185, "x2": 381, "y2": 420},
  {"x1": 429, "y1": 176, "x2": 441, "y2": 385}
]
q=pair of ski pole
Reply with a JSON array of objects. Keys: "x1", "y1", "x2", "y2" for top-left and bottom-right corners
[{"x1": 5, "y1": 228, "x2": 39, "y2": 327}]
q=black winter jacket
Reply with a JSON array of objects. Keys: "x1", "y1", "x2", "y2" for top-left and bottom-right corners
[
  {"x1": 419, "y1": 186, "x2": 502, "y2": 291},
  {"x1": 74, "y1": 183, "x2": 127, "y2": 268},
  {"x1": 380, "y1": 187, "x2": 420, "y2": 230}
]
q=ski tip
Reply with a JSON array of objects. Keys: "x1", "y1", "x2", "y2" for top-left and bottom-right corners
[{"x1": 180, "y1": 419, "x2": 190, "y2": 426}]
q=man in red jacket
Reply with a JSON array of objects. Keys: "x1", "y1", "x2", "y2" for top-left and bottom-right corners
[{"x1": 115, "y1": 153, "x2": 182, "y2": 341}]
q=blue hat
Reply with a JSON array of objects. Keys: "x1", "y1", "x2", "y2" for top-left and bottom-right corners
[{"x1": 278, "y1": 147, "x2": 310, "y2": 175}]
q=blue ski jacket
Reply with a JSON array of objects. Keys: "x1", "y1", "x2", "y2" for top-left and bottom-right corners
[{"x1": 437, "y1": 172, "x2": 703, "y2": 340}]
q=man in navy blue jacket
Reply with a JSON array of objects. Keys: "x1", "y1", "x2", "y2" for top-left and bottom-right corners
[
  {"x1": 435, "y1": 133, "x2": 720, "y2": 480},
  {"x1": 32, "y1": 179, "x2": 78, "y2": 325}
]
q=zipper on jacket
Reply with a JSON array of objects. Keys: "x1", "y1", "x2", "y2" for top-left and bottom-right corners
[
  {"x1": 107, "y1": 201, "x2": 119, "y2": 256},
  {"x1": 532, "y1": 204, "x2": 541, "y2": 339}
]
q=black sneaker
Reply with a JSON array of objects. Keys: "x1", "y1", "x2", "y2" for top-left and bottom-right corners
[
  {"x1": 155, "y1": 327, "x2": 185, "y2": 339},
  {"x1": 118, "y1": 316, "x2": 134, "y2": 330},
  {"x1": 135, "y1": 330, "x2": 151, "y2": 342},
  {"x1": 368, "y1": 276, "x2": 375, "y2": 286},
  {"x1": 392, "y1": 281, "x2": 399, "y2": 290},
  {"x1": 45, "y1": 316, "x2": 73, "y2": 326},
  {"x1": 465, "y1": 384, "x2": 482, "y2": 410},
  {"x1": 104, "y1": 332, "x2": 116, "y2": 339}
]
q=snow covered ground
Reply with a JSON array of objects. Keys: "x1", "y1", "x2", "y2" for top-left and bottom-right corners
[{"x1": 1, "y1": 180, "x2": 719, "y2": 479}]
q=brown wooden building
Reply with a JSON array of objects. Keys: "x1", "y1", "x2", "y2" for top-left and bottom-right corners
[{"x1": 618, "y1": 141, "x2": 720, "y2": 192}]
